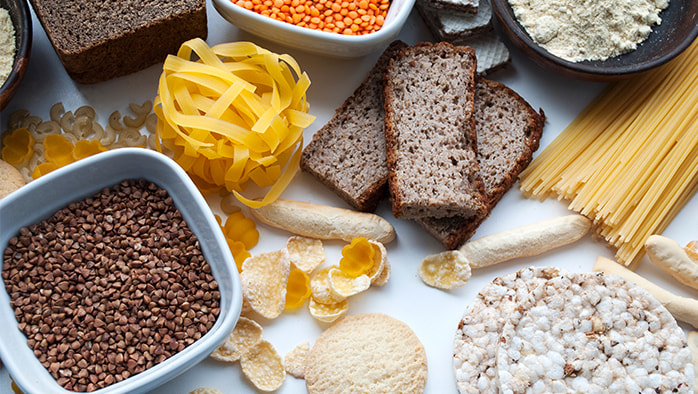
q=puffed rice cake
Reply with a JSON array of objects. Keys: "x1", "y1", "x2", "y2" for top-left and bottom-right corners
[
  {"x1": 497, "y1": 272, "x2": 694, "y2": 393},
  {"x1": 453, "y1": 266, "x2": 562, "y2": 393}
]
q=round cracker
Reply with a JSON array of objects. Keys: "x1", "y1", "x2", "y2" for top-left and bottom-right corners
[
  {"x1": 305, "y1": 313, "x2": 427, "y2": 394},
  {"x1": 496, "y1": 272, "x2": 694, "y2": 393},
  {"x1": 0, "y1": 159, "x2": 26, "y2": 199},
  {"x1": 453, "y1": 266, "x2": 562, "y2": 393}
]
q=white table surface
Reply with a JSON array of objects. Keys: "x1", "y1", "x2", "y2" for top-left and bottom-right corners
[{"x1": 2, "y1": 1, "x2": 697, "y2": 393}]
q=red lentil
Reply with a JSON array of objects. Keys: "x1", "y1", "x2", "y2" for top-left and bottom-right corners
[{"x1": 233, "y1": 0, "x2": 390, "y2": 35}]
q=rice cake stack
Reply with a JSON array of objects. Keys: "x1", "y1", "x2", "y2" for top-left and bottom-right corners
[{"x1": 453, "y1": 268, "x2": 694, "y2": 393}]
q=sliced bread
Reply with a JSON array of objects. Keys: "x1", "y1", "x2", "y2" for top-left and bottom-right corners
[
  {"x1": 300, "y1": 40, "x2": 407, "y2": 212},
  {"x1": 383, "y1": 42, "x2": 487, "y2": 220},
  {"x1": 415, "y1": 77, "x2": 545, "y2": 248},
  {"x1": 29, "y1": 0, "x2": 207, "y2": 83}
]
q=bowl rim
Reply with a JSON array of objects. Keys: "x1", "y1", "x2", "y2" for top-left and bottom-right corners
[
  {"x1": 0, "y1": 148, "x2": 242, "y2": 394},
  {"x1": 211, "y1": 0, "x2": 415, "y2": 43},
  {"x1": 490, "y1": 0, "x2": 698, "y2": 77},
  {"x1": 0, "y1": 0, "x2": 32, "y2": 111}
]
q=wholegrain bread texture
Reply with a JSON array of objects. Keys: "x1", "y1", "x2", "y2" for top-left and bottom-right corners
[
  {"x1": 301, "y1": 41, "x2": 407, "y2": 212},
  {"x1": 29, "y1": 0, "x2": 207, "y2": 83},
  {"x1": 304, "y1": 313, "x2": 428, "y2": 394},
  {"x1": 384, "y1": 42, "x2": 487, "y2": 220},
  {"x1": 416, "y1": 77, "x2": 544, "y2": 248}
]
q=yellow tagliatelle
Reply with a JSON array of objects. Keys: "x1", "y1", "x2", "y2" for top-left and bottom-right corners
[{"x1": 153, "y1": 38, "x2": 315, "y2": 207}]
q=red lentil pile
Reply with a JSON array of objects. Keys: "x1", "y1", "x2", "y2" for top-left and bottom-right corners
[
  {"x1": 233, "y1": 0, "x2": 391, "y2": 35},
  {"x1": 2, "y1": 179, "x2": 220, "y2": 392}
]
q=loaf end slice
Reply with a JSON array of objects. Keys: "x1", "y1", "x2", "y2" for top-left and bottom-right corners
[
  {"x1": 300, "y1": 41, "x2": 407, "y2": 212},
  {"x1": 384, "y1": 42, "x2": 487, "y2": 220},
  {"x1": 415, "y1": 76, "x2": 545, "y2": 249},
  {"x1": 29, "y1": 0, "x2": 207, "y2": 83}
]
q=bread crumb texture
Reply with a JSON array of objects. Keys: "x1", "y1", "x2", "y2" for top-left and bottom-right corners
[{"x1": 305, "y1": 313, "x2": 428, "y2": 394}]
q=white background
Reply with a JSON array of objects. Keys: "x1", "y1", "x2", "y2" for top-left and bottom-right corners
[{"x1": 2, "y1": 1, "x2": 697, "y2": 393}]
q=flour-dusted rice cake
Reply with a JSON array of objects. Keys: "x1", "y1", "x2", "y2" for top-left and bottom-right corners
[
  {"x1": 453, "y1": 266, "x2": 561, "y2": 393},
  {"x1": 496, "y1": 272, "x2": 694, "y2": 393}
]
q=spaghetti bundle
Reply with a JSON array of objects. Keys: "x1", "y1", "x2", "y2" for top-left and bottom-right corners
[{"x1": 519, "y1": 38, "x2": 698, "y2": 266}]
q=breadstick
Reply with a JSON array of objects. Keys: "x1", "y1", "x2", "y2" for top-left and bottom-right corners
[
  {"x1": 593, "y1": 256, "x2": 698, "y2": 329},
  {"x1": 459, "y1": 214, "x2": 591, "y2": 269},
  {"x1": 251, "y1": 199, "x2": 396, "y2": 243},
  {"x1": 645, "y1": 235, "x2": 698, "y2": 290}
]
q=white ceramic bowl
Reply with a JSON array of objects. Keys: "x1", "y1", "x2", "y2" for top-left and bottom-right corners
[
  {"x1": 212, "y1": 0, "x2": 415, "y2": 57},
  {"x1": 0, "y1": 148, "x2": 242, "y2": 394}
]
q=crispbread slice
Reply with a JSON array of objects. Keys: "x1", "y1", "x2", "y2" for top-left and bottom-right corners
[
  {"x1": 300, "y1": 41, "x2": 407, "y2": 212},
  {"x1": 416, "y1": 0, "x2": 492, "y2": 41},
  {"x1": 305, "y1": 313, "x2": 427, "y2": 394},
  {"x1": 423, "y1": 0, "x2": 479, "y2": 14},
  {"x1": 384, "y1": 42, "x2": 487, "y2": 220},
  {"x1": 452, "y1": 34, "x2": 511, "y2": 75},
  {"x1": 453, "y1": 266, "x2": 562, "y2": 393},
  {"x1": 497, "y1": 272, "x2": 694, "y2": 393}
]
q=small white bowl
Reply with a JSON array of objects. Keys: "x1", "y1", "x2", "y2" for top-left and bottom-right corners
[
  {"x1": 0, "y1": 148, "x2": 242, "y2": 394},
  {"x1": 212, "y1": 0, "x2": 415, "y2": 57}
]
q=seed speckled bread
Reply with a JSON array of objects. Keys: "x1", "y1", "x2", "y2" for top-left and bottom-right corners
[
  {"x1": 29, "y1": 0, "x2": 207, "y2": 83},
  {"x1": 304, "y1": 313, "x2": 428, "y2": 394},
  {"x1": 415, "y1": 77, "x2": 544, "y2": 249},
  {"x1": 384, "y1": 42, "x2": 487, "y2": 220},
  {"x1": 301, "y1": 41, "x2": 407, "y2": 212}
]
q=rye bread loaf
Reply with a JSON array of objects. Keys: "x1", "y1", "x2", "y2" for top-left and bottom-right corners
[
  {"x1": 415, "y1": 77, "x2": 545, "y2": 248},
  {"x1": 384, "y1": 42, "x2": 487, "y2": 220},
  {"x1": 300, "y1": 41, "x2": 407, "y2": 212},
  {"x1": 29, "y1": 0, "x2": 207, "y2": 84}
]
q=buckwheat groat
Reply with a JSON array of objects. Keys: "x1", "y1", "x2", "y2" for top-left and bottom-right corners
[
  {"x1": 497, "y1": 272, "x2": 694, "y2": 393},
  {"x1": 453, "y1": 266, "x2": 561, "y2": 393}
]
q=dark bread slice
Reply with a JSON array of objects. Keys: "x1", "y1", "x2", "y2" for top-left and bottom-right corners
[
  {"x1": 384, "y1": 42, "x2": 487, "y2": 220},
  {"x1": 415, "y1": 77, "x2": 545, "y2": 248},
  {"x1": 29, "y1": 0, "x2": 207, "y2": 83},
  {"x1": 300, "y1": 41, "x2": 408, "y2": 212}
]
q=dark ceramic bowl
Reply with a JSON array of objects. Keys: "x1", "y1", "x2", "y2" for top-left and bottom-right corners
[
  {"x1": 0, "y1": 0, "x2": 31, "y2": 112},
  {"x1": 490, "y1": 0, "x2": 698, "y2": 81}
]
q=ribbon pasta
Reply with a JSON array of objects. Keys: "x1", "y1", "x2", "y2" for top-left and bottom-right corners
[{"x1": 153, "y1": 38, "x2": 315, "y2": 208}]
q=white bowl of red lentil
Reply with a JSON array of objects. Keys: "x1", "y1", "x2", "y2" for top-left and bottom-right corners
[
  {"x1": 212, "y1": 0, "x2": 415, "y2": 57},
  {"x1": 0, "y1": 148, "x2": 242, "y2": 394}
]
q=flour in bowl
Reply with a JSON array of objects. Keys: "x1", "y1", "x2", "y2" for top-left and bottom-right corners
[
  {"x1": 508, "y1": 0, "x2": 669, "y2": 62},
  {"x1": 0, "y1": 8, "x2": 15, "y2": 87}
]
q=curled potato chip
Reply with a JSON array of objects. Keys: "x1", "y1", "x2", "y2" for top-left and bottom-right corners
[
  {"x1": 308, "y1": 298, "x2": 348, "y2": 323},
  {"x1": 286, "y1": 236, "x2": 326, "y2": 274},
  {"x1": 366, "y1": 240, "x2": 387, "y2": 284},
  {"x1": 371, "y1": 257, "x2": 391, "y2": 287},
  {"x1": 210, "y1": 316, "x2": 263, "y2": 362},
  {"x1": 418, "y1": 250, "x2": 472, "y2": 290},
  {"x1": 189, "y1": 388, "x2": 223, "y2": 394},
  {"x1": 241, "y1": 249, "x2": 291, "y2": 319},
  {"x1": 310, "y1": 267, "x2": 345, "y2": 304},
  {"x1": 240, "y1": 339, "x2": 286, "y2": 392},
  {"x1": 283, "y1": 341, "x2": 310, "y2": 379},
  {"x1": 329, "y1": 267, "x2": 370, "y2": 298}
]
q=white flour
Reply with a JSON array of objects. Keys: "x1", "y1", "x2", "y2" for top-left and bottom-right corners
[
  {"x1": 0, "y1": 8, "x2": 15, "y2": 87},
  {"x1": 508, "y1": 0, "x2": 669, "y2": 62}
]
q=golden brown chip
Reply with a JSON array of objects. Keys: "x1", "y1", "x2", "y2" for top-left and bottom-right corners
[
  {"x1": 309, "y1": 298, "x2": 349, "y2": 323},
  {"x1": 328, "y1": 267, "x2": 371, "y2": 298},
  {"x1": 418, "y1": 250, "x2": 472, "y2": 290},
  {"x1": 210, "y1": 316, "x2": 264, "y2": 363},
  {"x1": 371, "y1": 257, "x2": 391, "y2": 287},
  {"x1": 685, "y1": 241, "x2": 698, "y2": 262},
  {"x1": 189, "y1": 388, "x2": 223, "y2": 394},
  {"x1": 286, "y1": 236, "x2": 326, "y2": 273},
  {"x1": 310, "y1": 267, "x2": 346, "y2": 304},
  {"x1": 240, "y1": 339, "x2": 286, "y2": 392},
  {"x1": 283, "y1": 341, "x2": 310, "y2": 379},
  {"x1": 240, "y1": 249, "x2": 291, "y2": 319},
  {"x1": 366, "y1": 240, "x2": 388, "y2": 284}
]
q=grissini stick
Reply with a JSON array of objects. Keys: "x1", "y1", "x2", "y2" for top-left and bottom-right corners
[
  {"x1": 645, "y1": 234, "x2": 698, "y2": 290},
  {"x1": 593, "y1": 256, "x2": 698, "y2": 329},
  {"x1": 251, "y1": 199, "x2": 396, "y2": 243},
  {"x1": 459, "y1": 214, "x2": 591, "y2": 269}
]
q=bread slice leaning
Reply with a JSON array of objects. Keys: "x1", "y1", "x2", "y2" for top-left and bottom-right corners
[
  {"x1": 300, "y1": 41, "x2": 408, "y2": 212},
  {"x1": 384, "y1": 42, "x2": 487, "y2": 220},
  {"x1": 415, "y1": 77, "x2": 545, "y2": 248}
]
